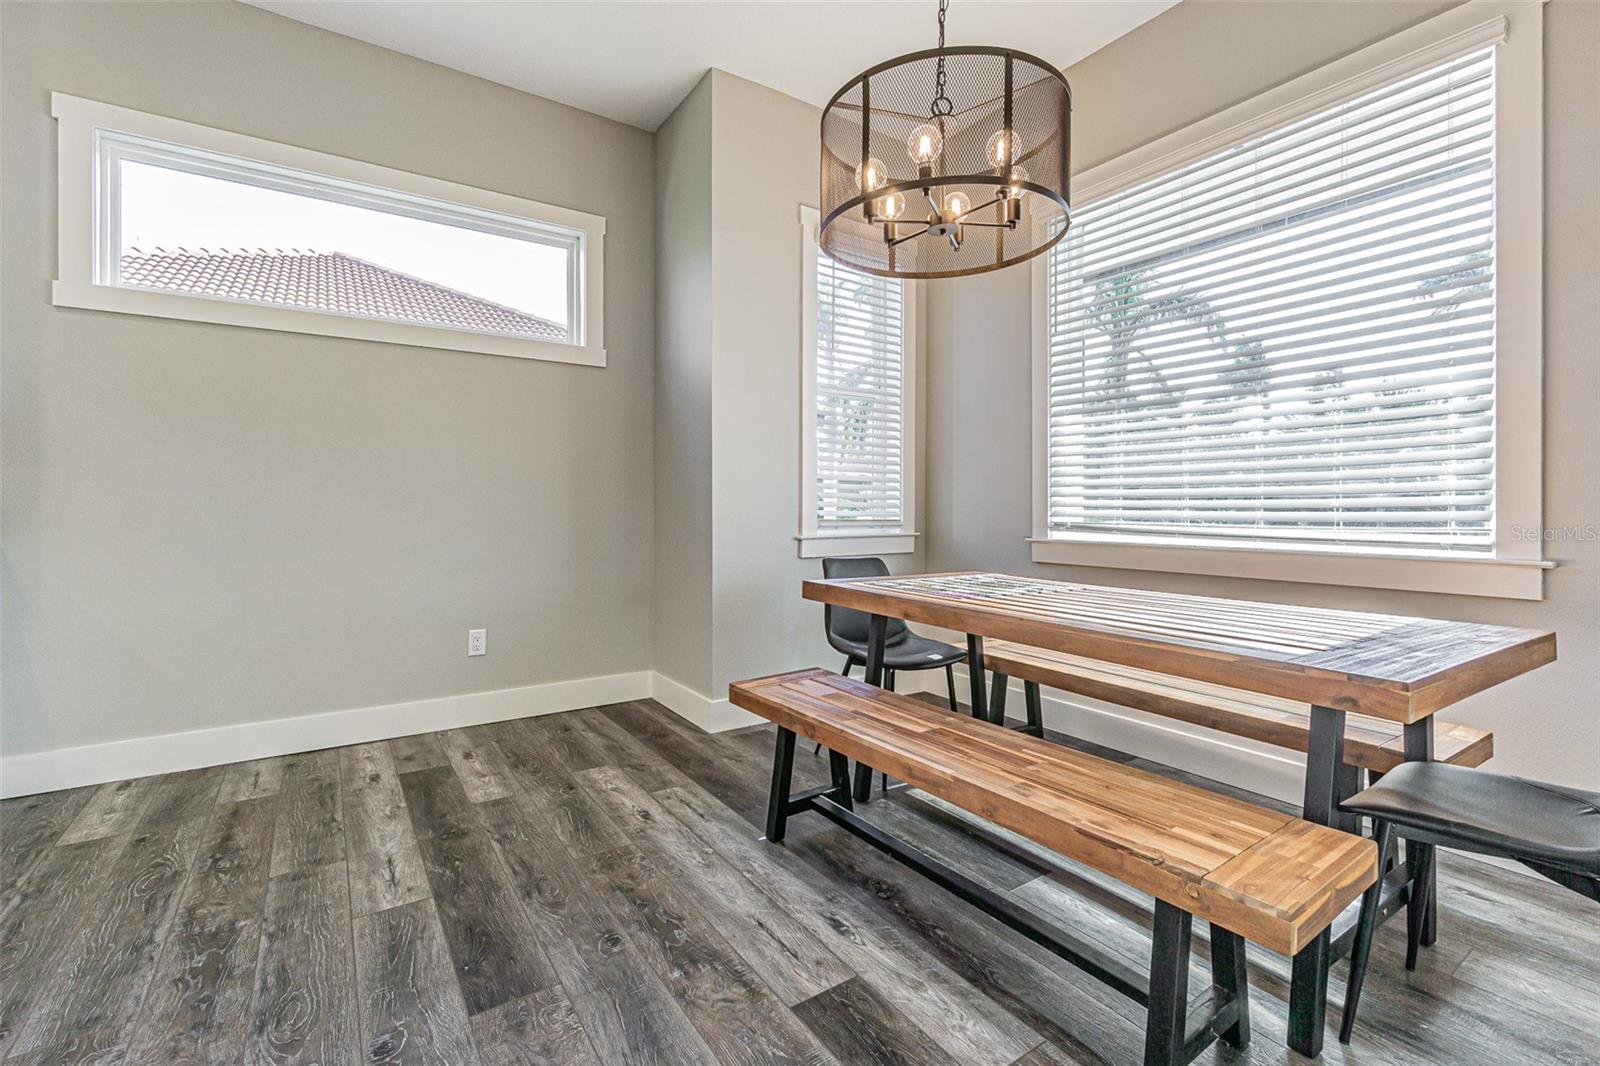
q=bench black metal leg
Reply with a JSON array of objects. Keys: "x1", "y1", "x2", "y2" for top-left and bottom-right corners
[
  {"x1": 1209, "y1": 925, "x2": 1250, "y2": 1049},
  {"x1": 1288, "y1": 703, "x2": 1345, "y2": 1057},
  {"x1": 766, "y1": 727, "x2": 797, "y2": 844},
  {"x1": 1024, "y1": 681, "x2": 1045, "y2": 737},
  {"x1": 967, "y1": 633, "x2": 988, "y2": 722},
  {"x1": 1144, "y1": 901, "x2": 1192, "y2": 1066},
  {"x1": 827, "y1": 750, "x2": 853, "y2": 811},
  {"x1": 853, "y1": 614, "x2": 889, "y2": 802},
  {"x1": 1341, "y1": 819, "x2": 1393, "y2": 1043},
  {"x1": 989, "y1": 670, "x2": 1008, "y2": 723},
  {"x1": 1288, "y1": 932, "x2": 1331, "y2": 1059},
  {"x1": 945, "y1": 664, "x2": 960, "y2": 714}
]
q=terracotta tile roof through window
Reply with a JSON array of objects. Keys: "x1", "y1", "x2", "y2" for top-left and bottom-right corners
[{"x1": 118, "y1": 247, "x2": 567, "y2": 341}]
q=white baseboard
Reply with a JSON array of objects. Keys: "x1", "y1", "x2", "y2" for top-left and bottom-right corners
[
  {"x1": 0, "y1": 670, "x2": 653, "y2": 799},
  {"x1": 649, "y1": 673, "x2": 762, "y2": 732},
  {"x1": 3, "y1": 664, "x2": 906, "y2": 798}
]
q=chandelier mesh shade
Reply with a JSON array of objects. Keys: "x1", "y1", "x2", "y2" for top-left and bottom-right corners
[{"x1": 820, "y1": 47, "x2": 1072, "y2": 279}]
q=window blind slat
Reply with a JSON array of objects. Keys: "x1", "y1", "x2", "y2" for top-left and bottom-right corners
[{"x1": 1046, "y1": 48, "x2": 1498, "y2": 551}]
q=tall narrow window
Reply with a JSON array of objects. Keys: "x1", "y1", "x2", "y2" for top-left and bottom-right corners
[
  {"x1": 1044, "y1": 48, "x2": 1498, "y2": 555},
  {"x1": 799, "y1": 207, "x2": 917, "y2": 558}
]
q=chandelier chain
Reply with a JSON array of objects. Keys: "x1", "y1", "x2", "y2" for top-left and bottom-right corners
[{"x1": 931, "y1": 0, "x2": 952, "y2": 117}]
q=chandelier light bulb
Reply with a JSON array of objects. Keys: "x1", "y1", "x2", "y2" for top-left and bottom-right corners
[
  {"x1": 986, "y1": 127, "x2": 1020, "y2": 168},
  {"x1": 906, "y1": 123, "x2": 944, "y2": 165},
  {"x1": 876, "y1": 192, "x2": 907, "y2": 220},
  {"x1": 942, "y1": 190, "x2": 972, "y2": 220},
  {"x1": 1003, "y1": 165, "x2": 1030, "y2": 199},
  {"x1": 856, "y1": 157, "x2": 889, "y2": 193}
]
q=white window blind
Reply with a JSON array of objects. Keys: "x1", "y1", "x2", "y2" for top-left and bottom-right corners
[
  {"x1": 1046, "y1": 47, "x2": 1497, "y2": 553},
  {"x1": 815, "y1": 247, "x2": 906, "y2": 529}
]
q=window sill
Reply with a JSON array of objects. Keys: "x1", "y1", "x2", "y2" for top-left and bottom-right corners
[
  {"x1": 797, "y1": 532, "x2": 918, "y2": 560},
  {"x1": 52, "y1": 281, "x2": 605, "y2": 366},
  {"x1": 1028, "y1": 537, "x2": 1550, "y2": 600}
]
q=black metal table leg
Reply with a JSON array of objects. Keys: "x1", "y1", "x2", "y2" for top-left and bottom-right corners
[
  {"x1": 1403, "y1": 718, "x2": 1438, "y2": 947},
  {"x1": 1144, "y1": 901, "x2": 1192, "y2": 1066},
  {"x1": 1024, "y1": 680, "x2": 1045, "y2": 737},
  {"x1": 989, "y1": 670, "x2": 1008, "y2": 723},
  {"x1": 967, "y1": 633, "x2": 989, "y2": 722},
  {"x1": 852, "y1": 614, "x2": 889, "y2": 802},
  {"x1": 1287, "y1": 703, "x2": 1347, "y2": 1058},
  {"x1": 1334, "y1": 762, "x2": 1363, "y2": 834},
  {"x1": 766, "y1": 727, "x2": 797, "y2": 843},
  {"x1": 1210, "y1": 925, "x2": 1250, "y2": 1049}
]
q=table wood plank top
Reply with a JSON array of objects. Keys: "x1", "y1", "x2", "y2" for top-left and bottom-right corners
[{"x1": 802, "y1": 572, "x2": 1555, "y2": 722}]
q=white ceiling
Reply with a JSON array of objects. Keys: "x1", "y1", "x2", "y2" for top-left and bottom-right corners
[{"x1": 245, "y1": 1, "x2": 1178, "y2": 131}]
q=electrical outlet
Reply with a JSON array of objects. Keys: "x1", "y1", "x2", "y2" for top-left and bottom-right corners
[{"x1": 468, "y1": 628, "x2": 487, "y2": 656}]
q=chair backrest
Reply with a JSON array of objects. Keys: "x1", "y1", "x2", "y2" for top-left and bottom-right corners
[{"x1": 822, "y1": 556, "x2": 909, "y2": 646}]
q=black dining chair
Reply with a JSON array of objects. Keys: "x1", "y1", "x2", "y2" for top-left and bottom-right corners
[
  {"x1": 813, "y1": 557, "x2": 969, "y2": 781},
  {"x1": 820, "y1": 556, "x2": 967, "y2": 710},
  {"x1": 1338, "y1": 760, "x2": 1600, "y2": 1044}
]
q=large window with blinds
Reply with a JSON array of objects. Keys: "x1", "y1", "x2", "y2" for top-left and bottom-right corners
[
  {"x1": 799, "y1": 207, "x2": 917, "y2": 558},
  {"x1": 1046, "y1": 48, "x2": 1496, "y2": 553},
  {"x1": 1032, "y1": 7, "x2": 1545, "y2": 598}
]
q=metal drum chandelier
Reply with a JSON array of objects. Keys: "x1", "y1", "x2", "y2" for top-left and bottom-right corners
[{"x1": 819, "y1": 0, "x2": 1072, "y2": 279}]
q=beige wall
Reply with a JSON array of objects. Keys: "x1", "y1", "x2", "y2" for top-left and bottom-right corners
[
  {"x1": 1, "y1": 2, "x2": 656, "y2": 756},
  {"x1": 653, "y1": 74, "x2": 716, "y2": 695},
  {"x1": 707, "y1": 70, "x2": 933, "y2": 693},
  {"x1": 653, "y1": 70, "x2": 930, "y2": 702},
  {"x1": 925, "y1": 0, "x2": 1600, "y2": 789}
]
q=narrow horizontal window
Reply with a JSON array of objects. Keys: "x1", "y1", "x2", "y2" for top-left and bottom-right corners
[
  {"x1": 106, "y1": 134, "x2": 578, "y2": 343},
  {"x1": 53, "y1": 94, "x2": 606, "y2": 365},
  {"x1": 1044, "y1": 48, "x2": 1498, "y2": 556}
]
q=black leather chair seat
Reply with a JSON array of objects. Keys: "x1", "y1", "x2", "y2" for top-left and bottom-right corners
[
  {"x1": 1341, "y1": 760, "x2": 1600, "y2": 875},
  {"x1": 832, "y1": 631, "x2": 968, "y2": 670}
]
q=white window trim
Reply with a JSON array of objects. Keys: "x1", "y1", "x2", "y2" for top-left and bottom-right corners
[
  {"x1": 1030, "y1": 1, "x2": 1548, "y2": 600},
  {"x1": 51, "y1": 93, "x2": 606, "y2": 366},
  {"x1": 797, "y1": 204, "x2": 919, "y2": 559}
]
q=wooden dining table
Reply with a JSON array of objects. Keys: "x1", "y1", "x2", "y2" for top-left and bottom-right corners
[{"x1": 801, "y1": 571, "x2": 1556, "y2": 1057}]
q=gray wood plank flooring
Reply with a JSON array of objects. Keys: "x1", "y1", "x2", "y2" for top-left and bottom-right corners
[{"x1": 1, "y1": 698, "x2": 1595, "y2": 1065}]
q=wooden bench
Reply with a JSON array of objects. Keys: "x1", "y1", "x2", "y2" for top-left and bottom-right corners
[
  {"x1": 731, "y1": 668, "x2": 1377, "y2": 1066},
  {"x1": 982, "y1": 640, "x2": 1494, "y2": 773}
]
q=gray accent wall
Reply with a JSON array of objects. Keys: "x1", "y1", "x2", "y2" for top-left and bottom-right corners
[
  {"x1": 1, "y1": 1, "x2": 656, "y2": 756},
  {"x1": 924, "y1": 0, "x2": 1600, "y2": 789}
]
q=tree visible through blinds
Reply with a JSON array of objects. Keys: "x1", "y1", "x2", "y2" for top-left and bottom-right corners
[
  {"x1": 816, "y1": 246, "x2": 905, "y2": 528},
  {"x1": 1046, "y1": 48, "x2": 1497, "y2": 552}
]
